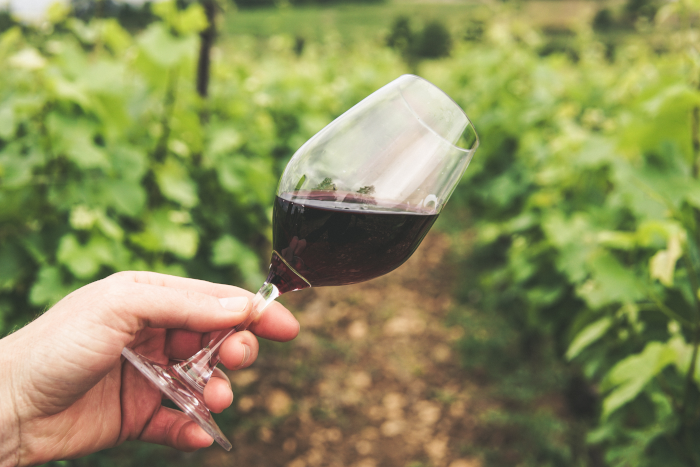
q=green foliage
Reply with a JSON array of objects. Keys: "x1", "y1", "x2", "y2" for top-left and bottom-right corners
[
  {"x1": 624, "y1": 0, "x2": 662, "y2": 22},
  {"x1": 592, "y1": 9, "x2": 616, "y2": 32},
  {"x1": 0, "y1": 8, "x2": 14, "y2": 34},
  {"x1": 386, "y1": 16, "x2": 412, "y2": 54},
  {"x1": 386, "y1": 16, "x2": 452, "y2": 66},
  {"x1": 566, "y1": 317, "x2": 612, "y2": 360},
  {"x1": 414, "y1": 20, "x2": 452, "y2": 59},
  {"x1": 429, "y1": 14, "x2": 700, "y2": 465}
]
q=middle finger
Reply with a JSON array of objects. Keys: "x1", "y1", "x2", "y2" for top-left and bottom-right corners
[{"x1": 219, "y1": 330, "x2": 259, "y2": 370}]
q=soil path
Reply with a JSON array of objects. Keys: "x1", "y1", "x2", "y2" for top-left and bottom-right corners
[{"x1": 204, "y1": 232, "x2": 483, "y2": 467}]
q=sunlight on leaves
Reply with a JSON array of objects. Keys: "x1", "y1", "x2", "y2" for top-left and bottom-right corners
[
  {"x1": 566, "y1": 317, "x2": 613, "y2": 361},
  {"x1": 155, "y1": 158, "x2": 199, "y2": 208},
  {"x1": 602, "y1": 342, "x2": 677, "y2": 419},
  {"x1": 649, "y1": 230, "x2": 684, "y2": 286}
]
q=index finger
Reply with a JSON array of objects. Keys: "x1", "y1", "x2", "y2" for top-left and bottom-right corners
[
  {"x1": 121, "y1": 271, "x2": 299, "y2": 341},
  {"x1": 122, "y1": 271, "x2": 255, "y2": 298}
]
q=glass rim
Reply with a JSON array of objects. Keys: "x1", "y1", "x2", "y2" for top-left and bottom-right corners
[{"x1": 398, "y1": 74, "x2": 480, "y2": 155}]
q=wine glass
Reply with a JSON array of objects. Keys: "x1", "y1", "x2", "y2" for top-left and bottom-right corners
[{"x1": 121, "y1": 74, "x2": 479, "y2": 450}]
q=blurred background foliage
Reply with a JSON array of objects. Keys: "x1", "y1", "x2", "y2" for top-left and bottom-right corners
[{"x1": 1, "y1": 0, "x2": 700, "y2": 465}]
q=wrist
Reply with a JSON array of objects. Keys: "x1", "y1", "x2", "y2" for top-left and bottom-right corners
[{"x1": 0, "y1": 335, "x2": 21, "y2": 467}]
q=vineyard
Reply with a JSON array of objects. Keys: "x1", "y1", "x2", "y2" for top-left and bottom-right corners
[{"x1": 1, "y1": 0, "x2": 700, "y2": 465}]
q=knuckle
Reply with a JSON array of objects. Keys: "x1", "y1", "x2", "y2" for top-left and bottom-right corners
[{"x1": 108, "y1": 270, "x2": 135, "y2": 282}]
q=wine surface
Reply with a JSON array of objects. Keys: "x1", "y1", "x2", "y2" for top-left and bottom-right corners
[{"x1": 267, "y1": 191, "x2": 438, "y2": 293}]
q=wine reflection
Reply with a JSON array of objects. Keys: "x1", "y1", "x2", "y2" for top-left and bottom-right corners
[{"x1": 279, "y1": 236, "x2": 308, "y2": 272}]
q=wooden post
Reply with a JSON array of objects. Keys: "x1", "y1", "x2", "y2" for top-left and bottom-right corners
[{"x1": 196, "y1": 0, "x2": 217, "y2": 99}]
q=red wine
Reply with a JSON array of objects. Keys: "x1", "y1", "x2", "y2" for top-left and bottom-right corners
[{"x1": 266, "y1": 191, "x2": 439, "y2": 294}]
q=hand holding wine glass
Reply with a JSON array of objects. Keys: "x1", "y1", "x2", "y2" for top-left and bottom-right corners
[
  {"x1": 122, "y1": 74, "x2": 479, "y2": 450},
  {"x1": 0, "y1": 272, "x2": 299, "y2": 465}
]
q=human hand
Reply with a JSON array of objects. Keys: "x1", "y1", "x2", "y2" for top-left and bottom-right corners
[{"x1": 0, "y1": 271, "x2": 299, "y2": 466}]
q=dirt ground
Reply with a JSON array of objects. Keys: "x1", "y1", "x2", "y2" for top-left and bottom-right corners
[{"x1": 202, "y1": 232, "x2": 487, "y2": 467}]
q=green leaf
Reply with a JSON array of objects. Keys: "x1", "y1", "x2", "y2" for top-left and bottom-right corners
[
  {"x1": 152, "y1": 1, "x2": 208, "y2": 35},
  {"x1": 0, "y1": 27, "x2": 22, "y2": 61},
  {"x1": 0, "y1": 242, "x2": 24, "y2": 290},
  {"x1": 217, "y1": 156, "x2": 275, "y2": 206},
  {"x1": 629, "y1": 154, "x2": 696, "y2": 210},
  {"x1": 602, "y1": 342, "x2": 676, "y2": 419},
  {"x1": 649, "y1": 230, "x2": 683, "y2": 287},
  {"x1": 610, "y1": 159, "x2": 668, "y2": 221},
  {"x1": 155, "y1": 158, "x2": 198, "y2": 208},
  {"x1": 51, "y1": 78, "x2": 91, "y2": 108},
  {"x1": 57, "y1": 234, "x2": 114, "y2": 279},
  {"x1": 174, "y1": 3, "x2": 209, "y2": 34},
  {"x1": 566, "y1": 317, "x2": 613, "y2": 360},
  {"x1": 597, "y1": 231, "x2": 637, "y2": 250},
  {"x1": 131, "y1": 210, "x2": 199, "y2": 259},
  {"x1": 636, "y1": 220, "x2": 684, "y2": 248},
  {"x1": 95, "y1": 212, "x2": 124, "y2": 241},
  {"x1": 67, "y1": 139, "x2": 109, "y2": 170},
  {"x1": 163, "y1": 227, "x2": 198, "y2": 259},
  {"x1": 69, "y1": 205, "x2": 97, "y2": 230},
  {"x1": 20, "y1": 234, "x2": 48, "y2": 264},
  {"x1": 542, "y1": 213, "x2": 595, "y2": 283},
  {"x1": 47, "y1": 115, "x2": 109, "y2": 169},
  {"x1": 577, "y1": 252, "x2": 646, "y2": 309},
  {"x1": 67, "y1": 18, "x2": 99, "y2": 45},
  {"x1": 138, "y1": 23, "x2": 196, "y2": 69},
  {"x1": 111, "y1": 146, "x2": 147, "y2": 181},
  {"x1": 100, "y1": 19, "x2": 132, "y2": 55},
  {"x1": 212, "y1": 234, "x2": 255, "y2": 266},
  {"x1": 57, "y1": 235, "x2": 99, "y2": 278},
  {"x1": 206, "y1": 128, "x2": 243, "y2": 159},
  {"x1": 47, "y1": 1, "x2": 71, "y2": 24},
  {"x1": 0, "y1": 103, "x2": 15, "y2": 139},
  {"x1": 0, "y1": 146, "x2": 36, "y2": 188},
  {"x1": 152, "y1": 1, "x2": 179, "y2": 25},
  {"x1": 9, "y1": 48, "x2": 47, "y2": 70},
  {"x1": 683, "y1": 181, "x2": 700, "y2": 210},
  {"x1": 79, "y1": 59, "x2": 127, "y2": 95},
  {"x1": 211, "y1": 235, "x2": 264, "y2": 287},
  {"x1": 29, "y1": 266, "x2": 80, "y2": 307},
  {"x1": 99, "y1": 179, "x2": 146, "y2": 217},
  {"x1": 619, "y1": 83, "x2": 700, "y2": 163},
  {"x1": 666, "y1": 335, "x2": 696, "y2": 377}
]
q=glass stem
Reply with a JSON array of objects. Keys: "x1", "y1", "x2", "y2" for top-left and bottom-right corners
[{"x1": 173, "y1": 282, "x2": 280, "y2": 393}]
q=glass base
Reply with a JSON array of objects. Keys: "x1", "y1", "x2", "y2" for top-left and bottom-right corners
[{"x1": 121, "y1": 347, "x2": 232, "y2": 451}]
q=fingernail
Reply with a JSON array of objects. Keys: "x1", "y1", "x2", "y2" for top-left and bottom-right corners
[
  {"x1": 219, "y1": 297, "x2": 248, "y2": 312},
  {"x1": 240, "y1": 343, "x2": 251, "y2": 367}
]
